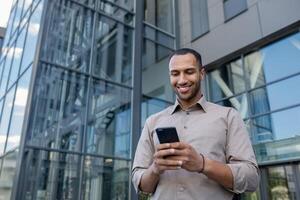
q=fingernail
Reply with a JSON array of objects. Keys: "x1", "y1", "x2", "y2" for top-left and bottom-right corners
[
  {"x1": 170, "y1": 149, "x2": 175, "y2": 153},
  {"x1": 176, "y1": 166, "x2": 181, "y2": 169},
  {"x1": 178, "y1": 160, "x2": 182, "y2": 165}
]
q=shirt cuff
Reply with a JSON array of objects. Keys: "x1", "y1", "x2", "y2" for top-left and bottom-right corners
[
  {"x1": 227, "y1": 163, "x2": 259, "y2": 193},
  {"x1": 132, "y1": 168, "x2": 146, "y2": 192}
]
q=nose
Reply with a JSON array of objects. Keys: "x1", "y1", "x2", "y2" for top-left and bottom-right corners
[{"x1": 177, "y1": 73, "x2": 188, "y2": 85}]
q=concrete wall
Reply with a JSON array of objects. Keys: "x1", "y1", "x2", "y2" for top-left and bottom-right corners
[{"x1": 178, "y1": 0, "x2": 300, "y2": 65}]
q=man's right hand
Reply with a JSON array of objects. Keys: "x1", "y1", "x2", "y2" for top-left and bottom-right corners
[{"x1": 150, "y1": 143, "x2": 183, "y2": 175}]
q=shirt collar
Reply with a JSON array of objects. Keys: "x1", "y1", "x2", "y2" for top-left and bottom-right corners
[{"x1": 170, "y1": 95, "x2": 208, "y2": 115}]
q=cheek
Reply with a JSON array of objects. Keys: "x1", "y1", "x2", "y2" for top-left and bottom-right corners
[{"x1": 170, "y1": 78, "x2": 177, "y2": 86}]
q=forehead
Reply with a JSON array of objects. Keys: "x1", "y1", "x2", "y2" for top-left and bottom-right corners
[{"x1": 169, "y1": 53, "x2": 198, "y2": 70}]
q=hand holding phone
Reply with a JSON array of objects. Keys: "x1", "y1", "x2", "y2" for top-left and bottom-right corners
[{"x1": 156, "y1": 127, "x2": 179, "y2": 144}]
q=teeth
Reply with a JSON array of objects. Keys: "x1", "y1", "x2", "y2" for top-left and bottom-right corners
[{"x1": 178, "y1": 86, "x2": 190, "y2": 93}]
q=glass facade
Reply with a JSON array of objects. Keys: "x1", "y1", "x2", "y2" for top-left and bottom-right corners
[
  {"x1": 0, "y1": 0, "x2": 176, "y2": 199},
  {"x1": 207, "y1": 31, "x2": 300, "y2": 199},
  {"x1": 1, "y1": 0, "x2": 300, "y2": 200},
  {"x1": 0, "y1": 0, "x2": 134, "y2": 199}
]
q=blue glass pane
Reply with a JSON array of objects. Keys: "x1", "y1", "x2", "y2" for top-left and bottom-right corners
[
  {"x1": 250, "y1": 74, "x2": 300, "y2": 115},
  {"x1": 86, "y1": 79, "x2": 131, "y2": 158},
  {"x1": 245, "y1": 32, "x2": 300, "y2": 88},
  {"x1": 0, "y1": 86, "x2": 16, "y2": 155},
  {"x1": 208, "y1": 58, "x2": 245, "y2": 102},
  {"x1": 253, "y1": 106, "x2": 300, "y2": 163},
  {"x1": 6, "y1": 67, "x2": 31, "y2": 152},
  {"x1": 20, "y1": 0, "x2": 43, "y2": 74},
  {"x1": 7, "y1": 25, "x2": 27, "y2": 88}
]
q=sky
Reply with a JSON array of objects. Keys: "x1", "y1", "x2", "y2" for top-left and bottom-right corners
[{"x1": 0, "y1": 0, "x2": 14, "y2": 27}]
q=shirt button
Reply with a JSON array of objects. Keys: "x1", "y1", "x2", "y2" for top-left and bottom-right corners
[
  {"x1": 183, "y1": 126, "x2": 187, "y2": 129},
  {"x1": 186, "y1": 112, "x2": 190, "y2": 115}
]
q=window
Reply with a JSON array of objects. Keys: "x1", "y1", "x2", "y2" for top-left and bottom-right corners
[
  {"x1": 223, "y1": 0, "x2": 247, "y2": 21},
  {"x1": 190, "y1": 0, "x2": 209, "y2": 39}
]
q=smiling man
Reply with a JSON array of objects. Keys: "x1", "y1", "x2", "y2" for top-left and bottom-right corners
[{"x1": 132, "y1": 48, "x2": 259, "y2": 200}]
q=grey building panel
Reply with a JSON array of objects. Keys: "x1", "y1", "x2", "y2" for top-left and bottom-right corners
[
  {"x1": 180, "y1": 0, "x2": 300, "y2": 64},
  {"x1": 258, "y1": 0, "x2": 300, "y2": 37},
  {"x1": 191, "y1": 5, "x2": 262, "y2": 65}
]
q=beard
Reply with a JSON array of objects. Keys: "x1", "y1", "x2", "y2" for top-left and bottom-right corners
[{"x1": 174, "y1": 81, "x2": 201, "y2": 102}]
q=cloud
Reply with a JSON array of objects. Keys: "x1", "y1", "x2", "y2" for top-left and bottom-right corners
[
  {"x1": 28, "y1": 23, "x2": 40, "y2": 36},
  {"x1": 8, "y1": 87, "x2": 28, "y2": 107},
  {"x1": 0, "y1": 0, "x2": 14, "y2": 27},
  {"x1": 1, "y1": 47, "x2": 23, "y2": 59},
  {"x1": 15, "y1": 88, "x2": 29, "y2": 107}
]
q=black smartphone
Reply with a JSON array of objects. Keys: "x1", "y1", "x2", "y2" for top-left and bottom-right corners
[{"x1": 156, "y1": 127, "x2": 180, "y2": 144}]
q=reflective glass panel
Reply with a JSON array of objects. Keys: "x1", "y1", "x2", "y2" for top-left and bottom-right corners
[
  {"x1": 0, "y1": 44, "x2": 15, "y2": 97},
  {"x1": 82, "y1": 156, "x2": 130, "y2": 200},
  {"x1": 93, "y1": 15, "x2": 133, "y2": 86},
  {"x1": 0, "y1": 149, "x2": 19, "y2": 200},
  {"x1": 20, "y1": 0, "x2": 43, "y2": 74},
  {"x1": 0, "y1": 86, "x2": 16, "y2": 155},
  {"x1": 41, "y1": 1, "x2": 93, "y2": 73},
  {"x1": 224, "y1": 0, "x2": 247, "y2": 21},
  {"x1": 11, "y1": 0, "x2": 24, "y2": 37},
  {"x1": 7, "y1": 25, "x2": 27, "y2": 88},
  {"x1": 191, "y1": 0, "x2": 209, "y2": 39},
  {"x1": 252, "y1": 106, "x2": 300, "y2": 162},
  {"x1": 266, "y1": 166, "x2": 297, "y2": 200},
  {"x1": 250, "y1": 75, "x2": 300, "y2": 115},
  {"x1": 2, "y1": 5, "x2": 16, "y2": 48},
  {"x1": 6, "y1": 67, "x2": 31, "y2": 152},
  {"x1": 208, "y1": 58, "x2": 245, "y2": 102},
  {"x1": 96, "y1": 0, "x2": 133, "y2": 25},
  {"x1": 141, "y1": 96, "x2": 171, "y2": 127},
  {"x1": 245, "y1": 32, "x2": 300, "y2": 88},
  {"x1": 26, "y1": 65, "x2": 88, "y2": 153},
  {"x1": 86, "y1": 79, "x2": 131, "y2": 158},
  {"x1": 21, "y1": 149, "x2": 81, "y2": 200},
  {"x1": 216, "y1": 93, "x2": 249, "y2": 119},
  {"x1": 142, "y1": 39, "x2": 174, "y2": 103},
  {"x1": 144, "y1": 0, "x2": 174, "y2": 34}
]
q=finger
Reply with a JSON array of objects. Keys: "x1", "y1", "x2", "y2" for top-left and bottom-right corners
[
  {"x1": 154, "y1": 148, "x2": 176, "y2": 158},
  {"x1": 169, "y1": 142, "x2": 189, "y2": 149},
  {"x1": 157, "y1": 165, "x2": 182, "y2": 171},
  {"x1": 155, "y1": 159, "x2": 183, "y2": 166},
  {"x1": 156, "y1": 143, "x2": 171, "y2": 151},
  {"x1": 165, "y1": 155, "x2": 188, "y2": 161}
]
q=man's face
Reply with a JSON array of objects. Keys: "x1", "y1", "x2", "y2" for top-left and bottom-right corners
[{"x1": 169, "y1": 53, "x2": 205, "y2": 104}]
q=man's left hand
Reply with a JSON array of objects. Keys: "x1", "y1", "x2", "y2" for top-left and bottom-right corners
[{"x1": 167, "y1": 142, "x2": 205, "y2": 173}]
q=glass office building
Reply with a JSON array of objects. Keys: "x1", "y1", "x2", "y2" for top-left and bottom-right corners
[
  {"x1": 0, "y1": 0, "x2": 300, "y2": 200},
  {"x1": 0, "y1": 0, "x2": 175, "y2": 199},
  {"x1": 206, "y1": 31, "x2": 300, "y2": 199}
]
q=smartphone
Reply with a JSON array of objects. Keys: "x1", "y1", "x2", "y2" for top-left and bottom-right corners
[{"x1": 156, "y1": 127, "x2": 180, "y2": 144}]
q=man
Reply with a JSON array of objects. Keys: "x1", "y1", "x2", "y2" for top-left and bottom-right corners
[{"x1": 132, "y1": 48, "x2": 259, "y2": 199}]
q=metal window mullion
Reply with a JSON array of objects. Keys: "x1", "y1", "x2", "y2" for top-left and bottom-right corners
[
  {"x1": 77, "y1": 5, "x2": 97, "y2": 199},
  {"x1": 39, "y1": 59, "x2": 134, "y2": 90},
  {"x1": 130, "y1": 0, "x2": 144, "y2": 199}
]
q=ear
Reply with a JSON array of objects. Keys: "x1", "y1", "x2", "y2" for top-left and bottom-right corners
[{"x1": 199, "y1": 67, "x2": 205, "y2": 81}]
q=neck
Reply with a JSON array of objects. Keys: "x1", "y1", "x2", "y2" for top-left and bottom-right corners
[{"x1": 178, "y1": 93, "x2": 202, "y2": 110}]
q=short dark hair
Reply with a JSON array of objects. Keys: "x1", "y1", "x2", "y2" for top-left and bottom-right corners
[{"x1": 168, "y1": 48, "x2": 203, "y2": 67}]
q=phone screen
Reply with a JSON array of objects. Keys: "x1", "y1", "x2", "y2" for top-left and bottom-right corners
[{"x1": 156, "y1": 127, "x2": 180, "y2": 143}]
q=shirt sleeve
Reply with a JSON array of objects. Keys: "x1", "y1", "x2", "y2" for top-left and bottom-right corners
[
  {"x1": 225, "y1": 108, "x2": 260, "y2": 193},
  {"x1": 131, "y1": 119, "x2": 155, "y2": 192}
]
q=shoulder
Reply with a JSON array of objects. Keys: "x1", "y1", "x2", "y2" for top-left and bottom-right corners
[
  {"x1": 144, "y1": 105, "x2": 173, "y2": 128},
  {"x1": 205, "y1": 101, "x2": 233, "y2": 115}
]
